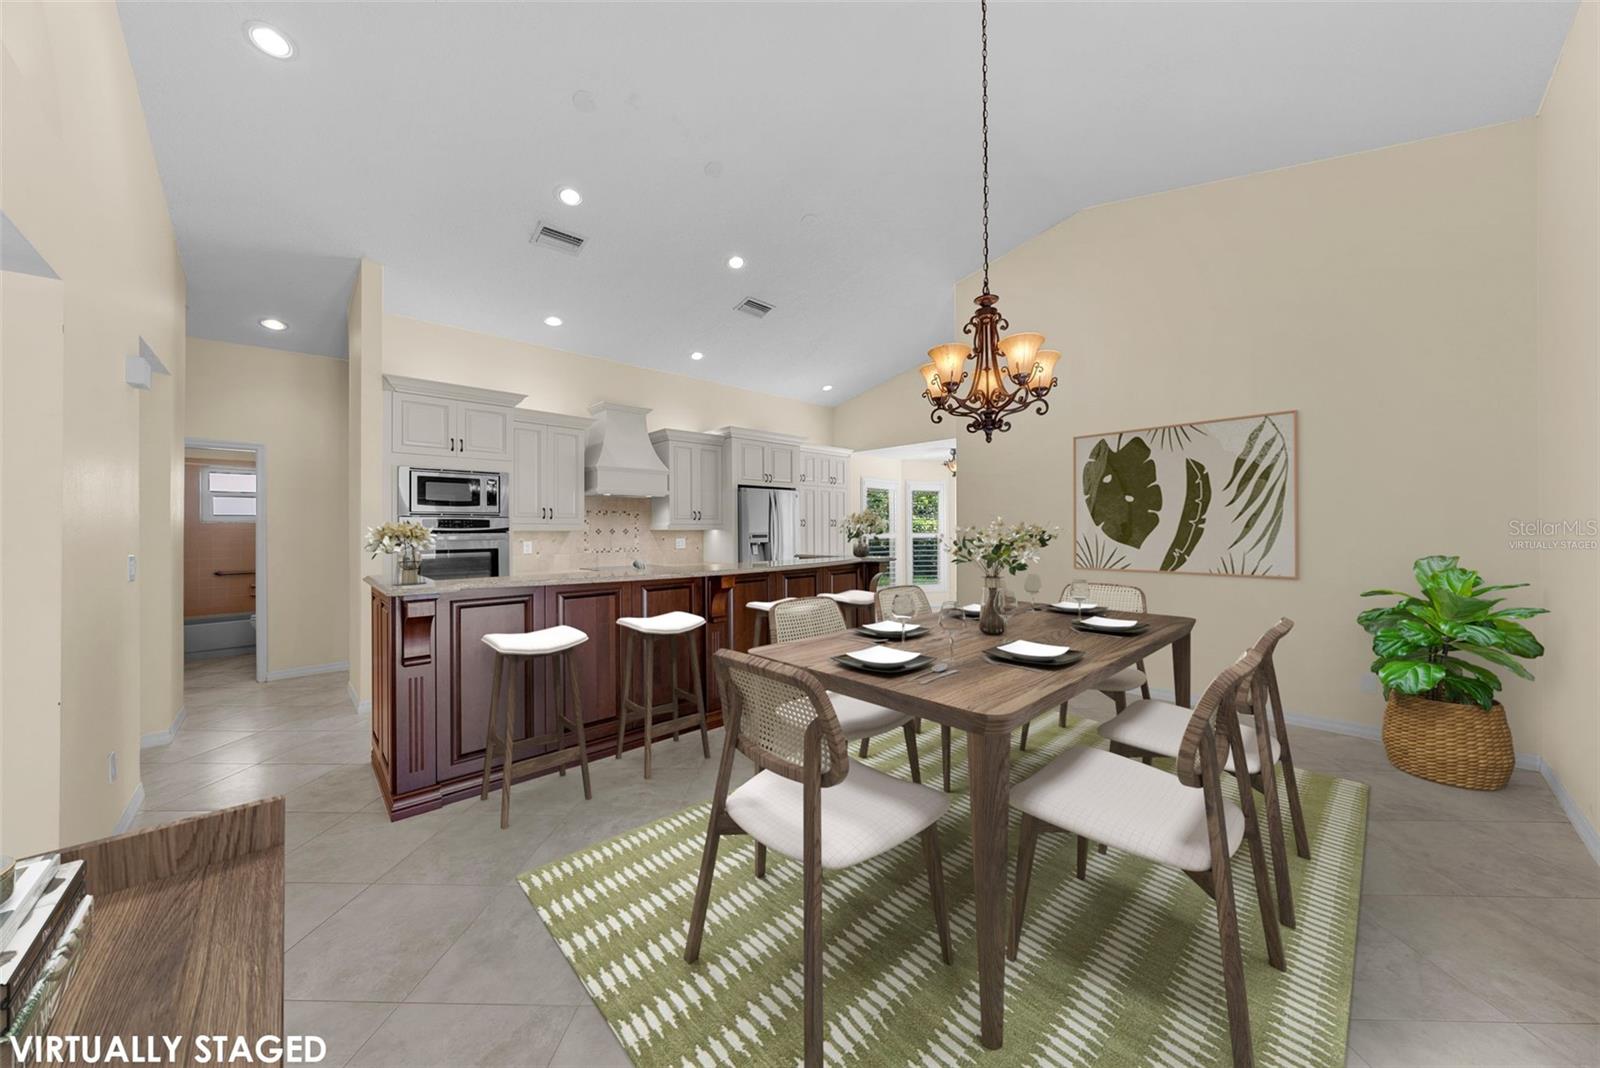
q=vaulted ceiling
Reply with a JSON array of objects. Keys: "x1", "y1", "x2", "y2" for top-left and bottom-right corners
[{"x1": 118, "y1": 1, "x2": 1576, "y2": 401}]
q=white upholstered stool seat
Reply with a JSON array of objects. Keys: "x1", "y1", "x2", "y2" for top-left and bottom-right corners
[
  {"x1": 1099, "y1": 665, "x2": 1148, "y2": 693},
  {"x1": 726, "y1": 762, "x2": 950, "y2": 870},
  {"x1": 1010, "y1": 746, "x2": 1244, "y2": 871},
  {"x1": 831, "y1": 693, "x2": 913, "y2": 740},
  {"x1": 617, "y1": 610, "x2": 706, "y2": 635},
  {"x1": 747, "y1": 598, "x2": 794, "y2": 613},
  {"x1": 481, "y1": 625, "x2": 589, "y2": 657},
  {"x1": 1099, "y1": 698, "x2": 1280, "y2": 774},
  {"x1": 820, "y1": 589, "x2": 876, "y2": 607}
]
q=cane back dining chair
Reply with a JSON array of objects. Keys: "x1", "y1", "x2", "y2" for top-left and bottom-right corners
[
  {"x1": 684, "y1": 650, "x2": 953, "y2": 1068},
  {"x1": 1017, "y1": 581, "x2": 1153, "y2": 751},
  {"x1": 1008, "y1": 648, "x2": 1285, "y2": 1068},
  {"x1": 1097, "y1": 618, "x2": 1308, "y2": 926},
  {"x1": 769, "y1": 597, "x2": 924, "y2": 784}
]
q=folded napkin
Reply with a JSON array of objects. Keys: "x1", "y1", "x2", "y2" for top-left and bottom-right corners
[
  {"x1": 844, "y1": 645, "x2": 922, "y2": 666},
  {"x1": 1082, "y1": 615, "x2": 1138, "y2": 629},
  {"x1": 997, "y1": 639, "x2": 1070, "y2": 659}
]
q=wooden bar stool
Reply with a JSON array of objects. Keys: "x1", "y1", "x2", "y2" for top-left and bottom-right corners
[
  {"x1": 745, "y1": 597, "x2": 794, "y2": 647},
  {"x1": 479, "y1": 625, "x2": 593, "y2": 829},
  {"x1": 819, "y1": 589, "x2": 875, "y2": 629},
  {"x1": 616, "y1": 610, "x2": 711, "y2": 778}
]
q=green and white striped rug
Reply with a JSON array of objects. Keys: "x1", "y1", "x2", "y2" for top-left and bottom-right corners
[{"x1": 520, "y1": 717, "x2": 1367, "y2": 1067}]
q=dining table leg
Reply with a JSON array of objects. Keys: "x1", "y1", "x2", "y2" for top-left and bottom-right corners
[
  {"x1": 1172, "y1": 632, "x2": 1193, "y2": 707},
  {"x1": 967, "y1": 729, "x2": 1011, "y2": 1049}
]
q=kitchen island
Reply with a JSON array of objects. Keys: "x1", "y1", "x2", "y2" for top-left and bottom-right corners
[{"x1": 365, "y1": 556, "x2": 888, "y2": 819}]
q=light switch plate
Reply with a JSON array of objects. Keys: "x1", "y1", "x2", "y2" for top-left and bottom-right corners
[
  {"x1": 521, "y1": 540, "x2": 533, "y2": 555},
  {"x1": 675, "y1": 537, "x2": 686, "y2": 550},
  {"x1": 127, "y1": 554, "x2": 137, "y2": 582},
  {"x1": 107, "y1": 752, "x2": 118, "y2": 784}
]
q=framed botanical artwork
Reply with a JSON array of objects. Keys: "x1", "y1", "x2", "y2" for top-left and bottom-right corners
[{"x1": 1073, "y1": 409, "x2": 1298, "y2": 578}]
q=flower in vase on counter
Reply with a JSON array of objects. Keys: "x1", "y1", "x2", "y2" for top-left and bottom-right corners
[
  {"x1": 365, "y1": 521, "x2": 435, "y2": 585},
  {"x1": 841, "y1": 509, "x2": 889, "y2": 542}
]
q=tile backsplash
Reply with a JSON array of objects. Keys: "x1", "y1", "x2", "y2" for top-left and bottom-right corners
[{"x1": 510, "y1": 497, "x2": 704, "y2": 575}]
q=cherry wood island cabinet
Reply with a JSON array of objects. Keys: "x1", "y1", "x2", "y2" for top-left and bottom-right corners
[{"x1": 367, "y1": 558, "x2": 885, "y2": 820}]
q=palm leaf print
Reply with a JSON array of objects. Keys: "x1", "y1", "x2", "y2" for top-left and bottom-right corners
[{"x1": 1160, "y1": 459, "x2": 1211, "y2": 571}]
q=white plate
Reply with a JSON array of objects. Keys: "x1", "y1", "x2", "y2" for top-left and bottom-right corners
[
  {"x1": 961, "y1": 603, "x2": 982, "y2": 615},
  {"x1": 861, "y1": 620, "x2": 919, "y2": 635},
  {"x1": 844, "y1": 645, "x2": 923, "y2": 666},
  {"x1": 997, "y1": 639, "x2": 1071, "y2": 660},
  {"x1": 1082, "y1": 615, "x2": 1138, "y2": 629},
  {"x1": 1050, "y1": 600, "x2": 1101, "y2": 613}
]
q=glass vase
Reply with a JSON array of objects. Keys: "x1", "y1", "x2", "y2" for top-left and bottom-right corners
[
  {"x1": 979, "y1": 574, "x2": 1006, "y2": 635},
  {"x1": 396, "y1": 544, "x2": 424, "y2": 586}
]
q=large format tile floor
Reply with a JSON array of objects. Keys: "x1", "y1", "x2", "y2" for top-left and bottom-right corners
[{"x1": 139, "y1": 655, "x2": 1599, "y2": 1067}]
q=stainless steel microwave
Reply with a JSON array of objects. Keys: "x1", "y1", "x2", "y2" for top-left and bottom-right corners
[{"x1": 397, "y1": 467, "x2": 506, "y2": 518}]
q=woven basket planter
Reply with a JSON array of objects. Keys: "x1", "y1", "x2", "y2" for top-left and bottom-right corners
[{"x1": 1382, "y1": 692, "x2": 1515, "y2": 790}]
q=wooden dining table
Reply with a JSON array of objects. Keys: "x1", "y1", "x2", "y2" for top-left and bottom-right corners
[{"x1": 750, "y1": 605, "x2": 1195, "y2": 1050}]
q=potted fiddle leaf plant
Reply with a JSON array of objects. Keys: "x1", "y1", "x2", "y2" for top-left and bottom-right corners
[
  {"x1": 1357, "y1": 555, "x2": 1546, "y2": 790},
  {"x1": 841, "y1": 509, "x2": 888, "y2": 558}
]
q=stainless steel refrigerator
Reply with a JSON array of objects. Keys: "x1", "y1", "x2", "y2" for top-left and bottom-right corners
[{"x1": 738, "y1": 486, "x2": 797, "y2": 563}]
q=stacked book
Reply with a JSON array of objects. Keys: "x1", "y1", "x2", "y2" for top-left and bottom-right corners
[{"x1": 0, "y1": 855, "x2": 93, "y2": 1058}]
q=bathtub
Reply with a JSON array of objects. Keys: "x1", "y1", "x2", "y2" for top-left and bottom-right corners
[{"x1": 184, "y1": 612, "x2": 256, "y2": 659}]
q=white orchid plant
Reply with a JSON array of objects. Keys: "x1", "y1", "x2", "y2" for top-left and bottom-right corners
[
  {"x1": 365, "y1": 521, "x2": 435, "y2": 559},
  {"x1": 946, "y1": 518, "x2": 1059, "y2": 577}
]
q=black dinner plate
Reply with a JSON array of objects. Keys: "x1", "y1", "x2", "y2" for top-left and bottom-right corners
[
  {"x1": 830, "y1": 652, "x2": 933, "y2": 676},
  {"x1": 1045, "y1": 603, "x2": 1102, "y2": 616},
  {"x1": 985, "y1": 647, "x2": 1084, "y2": 669},
  {"x1": 854, "y1": 624, "x2": 929, "y2": 640},
  {"x1": 1071, "y1": 620, "x2": 1150, "y2": 636}
]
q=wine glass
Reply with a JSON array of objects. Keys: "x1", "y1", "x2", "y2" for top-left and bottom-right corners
[
  {"x1": 935, "y1": 600, "x2": 964, "y2": 671},
  {"x1": 1022, "y1": 572, "x2": 1043, "y2": 611},
  {"x1": 891, "y1": 592, "x2": 916, "y2": 646},
  {"x1": 998, "y1": 583, "x2": 1021, "y2": 621},
  {"x1": 1067, "y1": 580, "x2": 1090, "y2": 613}
]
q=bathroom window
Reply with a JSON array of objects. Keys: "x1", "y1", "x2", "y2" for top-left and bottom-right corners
[{"x1": 201, "y1": 467, "x2": 257, "y2": 523}]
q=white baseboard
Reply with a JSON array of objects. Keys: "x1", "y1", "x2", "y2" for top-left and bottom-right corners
[
  {"x1": 265, "y1": 660, "x2": 350, "y2": 682},
  {"x1": 139, "y1": 704, "x2": 188, "y2": 749},
  {"x1": 113, "y1": 783, "x2": 145, "y2": 836},
  {"x1": 1527, "y1": 756, "x2": 1600, "y2": 867},
  {"x1": 347, "y1": 682, "x2": 371, "y2": 716}
]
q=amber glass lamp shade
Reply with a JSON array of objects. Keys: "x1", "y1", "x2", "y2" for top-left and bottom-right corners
[
  {"x1": 919, "y1": 362, "x2": 946, "y2": 399},
  {"x1": 998, "y1": 332, "x2": 1045, "y2": 382},
  {"x1": 928, "y1": 343, "x2": 970, "y2": 387},
  {"x1": 1030, "y1": 349, "x2": 1061, "y2": 390},
  {"x1": 970, "y1": 365, "x2": 1006, "y2": 404}
]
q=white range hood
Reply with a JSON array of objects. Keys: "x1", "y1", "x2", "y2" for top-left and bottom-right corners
[{"x1": 584, "y1": 402, "x2": 670, "y2": 497}]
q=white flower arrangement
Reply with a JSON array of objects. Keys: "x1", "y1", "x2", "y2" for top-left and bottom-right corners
[
  {"x1": 364, "y1": 521, "x2": 435, "y2": 558},
  {"x1": 946, "y1": 517, "x2": 1059, "y2": 577}
]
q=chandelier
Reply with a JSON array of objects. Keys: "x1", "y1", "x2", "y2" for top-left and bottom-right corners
[{"x1": 920, "y1": 0, "x2": 1058, "y2": 442}]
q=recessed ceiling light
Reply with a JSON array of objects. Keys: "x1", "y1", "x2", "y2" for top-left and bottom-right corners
[
  {"x1": 556, "y1": 187, "x2": 583, "y2": 207},
  {"x1": 544, "y1": 316, "x2": 563, "y2": 327},
  {"x1": 690, "y1": 351, "x2": 705, "y2": 361},
  {"x1": 727, "y1": 255, "x2": 745, "y2": 270},
  {"x1": 244, "y1": 22, "x2": 295, "y2": 60},
  {"x1": 822, "y1": 384, "x2": 833, "y2": 392},
  {"x1": 258, "y1": 318, "x2": 287, "y2": 331}
]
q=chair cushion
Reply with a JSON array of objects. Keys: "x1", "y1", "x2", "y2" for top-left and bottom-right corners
[
  {"x1": 726, "y1": 763, "x2": 949, "y2": 870},
  {"x1": 1098, "y1": 698, "x2": 1280, "y2": 773},
  {"x1": 1097, "y1": 665, "x2": 1148, "y2": 693},
  {"x1": 617, "y1": 611, "x2": 706, "y2": 635},
  {"x1": 820, "y1": 590, "x2": 876, "y2": 607},
  {"x1": 482, "y1": 625, "x2": 588, "y2": 656},
  {"x1": 1010, "y1": 746, "x2": 1244, "y2": 872},
  {"x1": 830, "y1": 693, "x2": 912, "y2": 740},
  {"x1": 746, "y1": 598, "x2": 794, "y2": 613}
]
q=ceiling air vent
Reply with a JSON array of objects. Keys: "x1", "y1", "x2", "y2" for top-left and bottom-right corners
[
  {"x1": 530, "y1": 222, "x2": 586, "y2": 256},
  {"x1": 735, "y1": 297, "x2": 775, "y2": 319}
]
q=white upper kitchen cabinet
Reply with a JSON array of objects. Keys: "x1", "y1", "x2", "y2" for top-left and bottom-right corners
[
  {"x1": 724, "y1": 428, "x2": 802, "y2": 488},
  {"x1": 798, "y1": 447, "x2": 849, "y2": 488},
  {"x1": 649, "y1": 429, "x2": 724, "y2": 530},
  {"x1": 384, "y1": 375, "x2": 526, "y2": 465},
  {"x1": 511, "y1": 411, "x2": 591, "y2": 529}
]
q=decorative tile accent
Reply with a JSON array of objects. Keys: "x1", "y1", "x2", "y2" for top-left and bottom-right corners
[{"x1": 511, "y1": 497, "x2": 703, "y2": 575}]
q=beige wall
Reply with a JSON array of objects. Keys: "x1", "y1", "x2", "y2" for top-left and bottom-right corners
[
  {"x1": 1, "y1": 272, "x2": 65, "y2": 857},
  {"x1": 839, "y1": 122, "x2": 1542, "y2": 739},
  {"x1": 1533, "y1": 0, "x2": 1599, "y2": 834},
  {"x1": 348, "y1": 261, "x2": 387, "y2": 707},
  {"x1": 1, "y1": 0, "x2": 187, "y2": 843},
  {"x1": 186, "y1": 339, "x2": 350, "y2": 675}
]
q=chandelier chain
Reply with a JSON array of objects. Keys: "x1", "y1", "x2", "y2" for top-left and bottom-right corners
[{"x1": 980, "y1": 0, "x2": 990, "y2": 295}]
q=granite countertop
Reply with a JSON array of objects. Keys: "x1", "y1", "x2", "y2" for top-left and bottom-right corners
[{"x1": 364, "y1": 556, "x2": 889, "y2": 597}]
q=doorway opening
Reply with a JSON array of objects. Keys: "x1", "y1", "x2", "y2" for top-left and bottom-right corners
[
  {"x1": 848, "y1": 438, "x2": 957, "y2": 603},
  {"x1": 183, "y1": 439, "x2": 267, "y2": 683}
]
